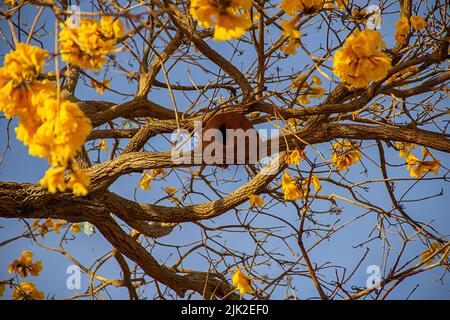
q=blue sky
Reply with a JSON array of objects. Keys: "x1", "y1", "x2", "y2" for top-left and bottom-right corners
[{"x1": 0, "y1": 1, "x2": 449, "y2": 300}]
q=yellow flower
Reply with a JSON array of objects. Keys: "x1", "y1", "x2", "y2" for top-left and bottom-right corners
[
  {"x1": 70, "y1": 223, "x2": 81, "y2": 234},
  {"x1": 139, "y1": 172, "x2": 153, "y2": 190},
  {"x1": 297, "y1": 95, "x2": 310, "y2": 105},
  {"x1": 279, "y1": 0, "x2": 323, "y2": 16},
  {"x1": 331, "y1": 139, "x2": 362, "y2": 171},
  {"x1": 280, "y1": 18, "x2": 302, "y2": 55},
  {"x1": 91, "y1": 78, "x2": 110, "y2": 94},
  {"x1": 284, "y1": 149, "x2": 304, "y2": 166},
  {"x1": 53, "y1": 220, "x2": 67, "y2": 234},
  {"x1": 395, "y1": 141, "x2": 415, "y2": 159},
  {"x1": 394, "y1": 16, "x2": 410, "y2": 44},
  {"x1": 281, "y1": 37, "x2": 300, "y2": 56},
  {"x1": 59, "y1": 18, "x2": 123, "y2": 71},
  {"x1": 281, "y1": 18, "x2": 301, "y2": 39},
  {"x1": 29, "y1": 261, "x2": 43, "y2": 277},
  {"x1": 249, "y1": 194, "x2": 264, "y2": 208},
  {"x1": 29, "y1": 96, "x2": 92, "y2": 168},
  {"x1": 281, "y1": 171, "x2": 303, "y2": 201},
  {"x1": 0, "y1": 43, "x2": 47, "y2": 84},
  {"x1": 333, "y1": 30, "x2": 391, "y2": 88},
  {"x1": 68, "y1": 168, "x2": 91, "y2": 196},
  {"x1": 410, "y1": 15, "x2": 426, "y2": 31},
  {"x1": 8, "y1": 251, "x2": 43, "y2": 278},
  {"x1": 151, "y1": 168, "x2": 167, "y2": 178},
  {"x1": 231, "y1": 268, "x2": 253, "y2": 296},
  {"x1": 97, "y1": 139, "x2": 109, "y2": 151},
  {"x1": 405, "y1": 154, "x2": 440, "y2": 178},
  {"x1": 12, "y1": 282, "x2": 44, "y2": 300},
  {"x1": 302, "y1": 174, "x2": 322, "y2": 194},
  {"x1": 0, "y1": 283, "x2": 5, "y2": 297},
  {"x1": 5, "y1": 0, "x2": 16, "y2": 6},
  {"x1": 19, "y1": 251, "x2": 34, "y2": 266},
  {"x1": 39, "y1": 166, "x2": 67, "y2": 193},
  {"x1": 190, "y1": 0, "x2": 253, "y2": 41},
  {"x1": 100, "y1": 16, "x2": 125, "y2": 38},
  {"x1": 164, "y1": 187, "x2": 177, "y2": 195},
  {"x1": 420, "y1": 242, "x2": 448, "y2": 265}
]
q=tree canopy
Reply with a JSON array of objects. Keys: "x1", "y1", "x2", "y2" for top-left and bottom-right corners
[{"x1": 0, "y1": 0, "x2": 449, "y2": 300}]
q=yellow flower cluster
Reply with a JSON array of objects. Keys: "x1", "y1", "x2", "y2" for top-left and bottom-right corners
[
  {"x1": 396, "y1": 143, "x2": 440, "y2": 178},
  {"x1": 284, "y1": 149, "x2": 305, "y2": 166},
  {"x1": 333, "y1": 29, "x2": 391, "y2": 88},
  {"x1": 410, "y1": 16, "x2": 427, "y2": 31},
  {"x1": 302, "y1": 174, "x2": 322, "y2": 194},
  {"x1": 331, "y1": 139, "x2": 362, "y2": 171},
  {"x1": 139, "y1": 168, "x2": 167, "y2": 190},
  {"x1": 249, "y1": 194, "x2": 264, "y2": 208},
  {"x1": 32, "y1": 218, "x2": 67, "y2": 238},
  {"x1": 190, "y1": 0, "x2": 253, "y2": 41},
  {"x1": 280, "y1": 17, "x2": 301, "y2": 55},
  {"x1": 91, "y1": 78, "x2": 110, "y2": 94},
  {"x1": 291, "y1": 74, "x2": 325, "y2": 104},
  {"x1": 324, "y1": 0, "x2": 348, "y2": 10},
  {"x1": 60, "y1": 17, "x2": 124, "y2": 71},
  {"x1": 70, "y1": 223, "x2": 82, "y2": 234},
  {"x1": 281, "y1": 170, "x2": 321, "y2": 201},
  {"x1": 231, "y1": 268, "x2": 253, "y2": 296},
  {"x1": 394, "y1": 16, "x2": 410, "y2": 44},
  {"x1": 0, "y1": 43, "x2": 92, "y2": 196},
  {"x1": 8, "y1": 251, "x2": 43, "y2": 278},
  {"x1": 12, "y1": 282, "x2": 44, "y2": 300},
  {"x1": 281, "y1": 171, "x2": 303, "y2": 201},
  {"x1": 395, "y1": 16, "x2": 426, "y2": 44},
  {"x1": 280, "y1": 0, "x2": 324, "y2": 15},
  {"x1": 97, "y1": 138, "x2": 109, "y2": 151}
]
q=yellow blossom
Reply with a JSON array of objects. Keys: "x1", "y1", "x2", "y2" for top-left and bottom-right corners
[
  {"x1": 164, "y1": 187, "x2": 177, "y2": 195},
  {"x1": 70, "y1": 223, "x2": 81, "y2": 234},
  {"x1": 333, "y1": 30, "x2": 391, "y2": 88},
  {"x1": 395, "y1": 141, "x2": 415, "y2": 159},
  {"x1": 8, "y1": 251, "x2": 43, "y2": 278},
  {"x1": 59, "y1": 18, "x2": 124, "y2": 71},
  {"x1": 231, "y1": 268, "x2": 253, "y2": 296},
  {"x1": 53, "y1": 220, "x2": 67, "y2": 234},
  {"x1": 249, "y1": 194, "x2": 264, "y2": 208},
  {"x1": 281, "y1": 37, "x2": 300, "y2": 56},
  {"x1": 394, "y1": 16, "x2": 410, "y2": 44},
  {"x1": 405, "y1": 154, "x2": 440, "y2": 178},
  {"x1": 39, "y1": 166, "x2": 67, "y2": 193},
  {"x1": 91, "y1": 78, "x2": 110, "y2": 94},
  {"x1": 281, "y1": 171, "x2": 303, "y2": 201},
  {"x1": 331, "y1": 139, "x2": 362, "y2": 171},
  {"x1": 12, "y1": 282, "x2": 44, "y2": 300},
  {"x1": 139, "y1": 172, "x2": 153, "y2": 190},
  {"x1": 410, "y1": 15, "x2": 426, "y2": 31},
  {"x1": 302, "y1": 174, "x2": 322, "y2": 194},
  {"x1": 284, "y1": 149, "x2": 304, "y2": 166},
  {"x1": 97, "y1": 139, "x2": 109, "y2": 151},
  {"x1": 68, "y1": 168, "x2": 91, "y2": 196},
  {"x1": 0, "y1": 283, "x2": 5, "y2": 297},
  {"x1": 151, "y1": 168, "x2": 167, "y2": 178},
  {"x1": 190, "y1": 0, "x2": 253, "y2": 41}
]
